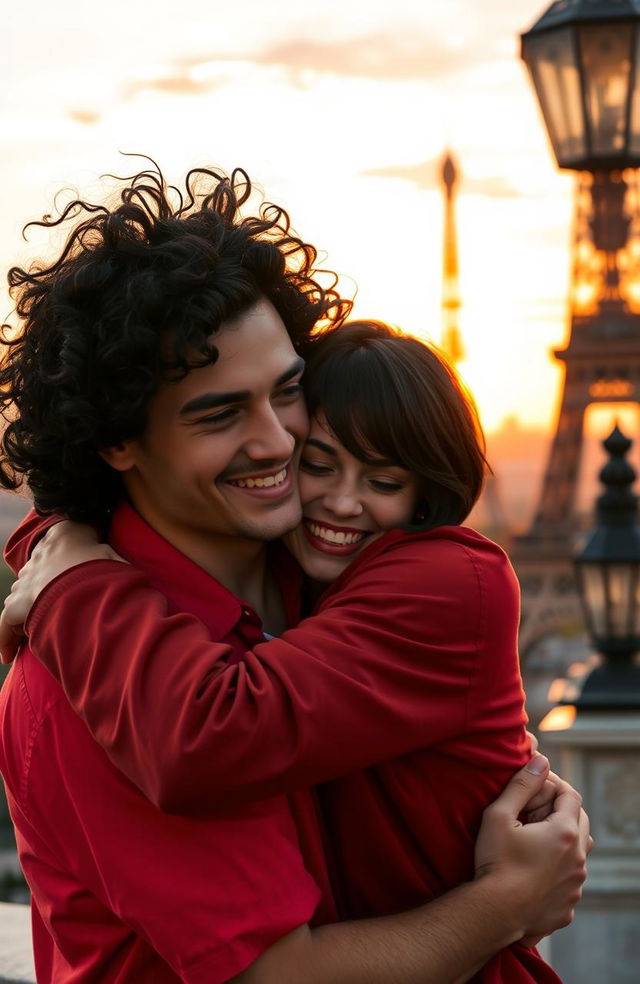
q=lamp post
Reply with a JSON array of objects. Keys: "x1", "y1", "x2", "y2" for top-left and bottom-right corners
[
  {"x1": 521, "y1": 1, "x2": 640, "y2": 174},
  {"x1": 539, "y1": 425, "x2": 640, "y2": 984},
  {"x1": 521, "y1": 10, "x2": 640, "y2": 980},
  {"x1": 573, "y1": 425, "x2": 640, "y2": 707},
  {"x1": 521, "y1": 1, "x2": 640, "y2": 310}
]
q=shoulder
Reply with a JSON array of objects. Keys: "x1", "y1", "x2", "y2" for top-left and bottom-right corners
[
  {"x1": 316, "y1": 528, "x2": 515, "y2": 639},
  {"x1": 4, "y1": 509, "x2": 59, "y2": 573},
  {"x1": 334, "y1": 526, "x2": 516, "y2": 594}
]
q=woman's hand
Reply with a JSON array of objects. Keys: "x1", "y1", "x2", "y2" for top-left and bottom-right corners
[{"x1": 0, "y1": 520, "x2": 126, "y2": 663}]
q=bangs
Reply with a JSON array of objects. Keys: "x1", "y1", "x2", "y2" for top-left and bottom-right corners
[{"x1": 304, "y1": 346, "x2": 410, "y2": 468}]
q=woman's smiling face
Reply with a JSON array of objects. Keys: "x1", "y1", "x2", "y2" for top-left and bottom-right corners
[{"x1": 285, "y1": 414, "x2": 422, "y2": 583}]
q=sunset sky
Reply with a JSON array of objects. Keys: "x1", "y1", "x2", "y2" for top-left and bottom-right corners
[{"x1": 2, "y1": 0, "x2": 583, "y2": 434}]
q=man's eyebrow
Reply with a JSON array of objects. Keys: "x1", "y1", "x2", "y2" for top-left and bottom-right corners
[
  {"x1": 179, "y1": 390, "x2": 251, "y2": 416},
  {"x1": 275, "y1": 356, "x2": 305, "y2": 387},
  {"x1": 179, "y1": 357, "x2": 305, "y2": 417}
]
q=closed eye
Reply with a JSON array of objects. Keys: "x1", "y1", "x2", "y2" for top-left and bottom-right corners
[
  {"x1": 276, "y1": 383, "x2": 304, "y2": 400},
  {"x1": 369, "y1": 479, "x2": 405, "y2": 493},
  {"x1": 300, "y1": 458, "x2": 333, "y2": 475},
  {"x1": 194, "y1": 407, "x2": 239, "y2": 426}
]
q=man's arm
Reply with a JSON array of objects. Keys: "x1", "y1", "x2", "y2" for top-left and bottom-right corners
[
  {"x1": 234, "y1": 882, "x2": 520, "y2": 984},
  {"x1": 232, "y1": 758, "x2": 589, "y2": 984}
]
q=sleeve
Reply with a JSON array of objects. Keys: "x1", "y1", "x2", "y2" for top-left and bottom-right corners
[
  {"x1": 4, "y1": 508, "x2": 60, "y2": 572},
  {"x1": 26, "y1": 538, "x2": 515, "y2": 814}
]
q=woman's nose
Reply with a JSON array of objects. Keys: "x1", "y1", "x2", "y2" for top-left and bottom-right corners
[{"x1": 324, "y1": 488, "x2": 364, "y2": 518}]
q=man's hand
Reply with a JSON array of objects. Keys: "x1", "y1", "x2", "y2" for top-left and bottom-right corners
[
  {"x1": 0, "y1": 521, "x2": 125, "y2": 663},
  {"x1": 520, "y1": 731, "x2": 564, "y2": 821},
  {"x1": 475, "y1": 753, "x2": 590, "y2": 946}
]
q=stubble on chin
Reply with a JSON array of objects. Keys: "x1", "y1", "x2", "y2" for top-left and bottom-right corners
[{"x1": 236, "y1": 505, "x2": 303, "y2": 544}]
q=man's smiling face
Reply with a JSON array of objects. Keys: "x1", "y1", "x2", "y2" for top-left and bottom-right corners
[{"x1": 104, "y1": 298, "x2": 308, "y2": 561}]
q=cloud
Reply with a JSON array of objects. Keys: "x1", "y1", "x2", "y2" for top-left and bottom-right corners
[
  {"x1": 120, "y1": 24, "x2": 503, "y2": 103},
  {"x1": 463, "y1": 175, "x2": 522, "y2": 198},
  {"x1": 363, "y1": 159, "x2": 438, "y2": 189},
  {"x1": 67, "y1": 109, "x2": 101, "y2": 125},
  {"x1": 362, "y1": 158, "x2": 522, "y2": 198},
  {"x1": 168, "y1": 24, "x2": 502, "y2": 88},
  {"x1": 124, "y1": 74, "x2": 226, "y2": 98},
  {"x1": 248, "y1": 32, "x2": 482, "y2": 82}
]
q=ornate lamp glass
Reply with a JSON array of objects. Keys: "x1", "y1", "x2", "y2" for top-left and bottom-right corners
[
  {"x1": 521, "y1": 0, "x2": 640, "y2": 171},
  {"x1": 573, "y1": 425, "x2": 640, "y2": 708}
]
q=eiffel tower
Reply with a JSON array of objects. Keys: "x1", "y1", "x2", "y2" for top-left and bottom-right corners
[
  {"x1": 513, "y1": 169, "x2": 640, "y2": 655},
  {"x1": 440, "y1": 152, "x2": 465, "y2": 366},
  {"x1": 440, "y1": 152, "x2": 507, "y2": 536}
]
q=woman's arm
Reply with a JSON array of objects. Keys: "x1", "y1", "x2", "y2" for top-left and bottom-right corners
[{"x1": 4, "y1": 517, "x2": 521, "y2": 812}]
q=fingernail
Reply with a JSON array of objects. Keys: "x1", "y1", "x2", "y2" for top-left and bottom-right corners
[{"x1": 526, "y1": 753, "x2": 549, "y2": 775}]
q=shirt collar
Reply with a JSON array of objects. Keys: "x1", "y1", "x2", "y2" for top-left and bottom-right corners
[
  {"x1": 108, "y1": 500, "x2": 243, "y2": 640},
  {"x1": 107, "y1": 500, "x2": 304, "y2": 638}
]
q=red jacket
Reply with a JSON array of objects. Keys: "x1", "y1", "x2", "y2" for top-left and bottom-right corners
[{"x1": 6, "y1": 508, "x2": 561, "y2": 983}]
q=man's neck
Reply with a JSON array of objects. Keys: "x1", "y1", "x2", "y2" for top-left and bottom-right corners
[
  {"x1": 124, "y1": 500, "x2": 284, "y2": 629},
  {"x1": 196, "y1": 533, "x2": 269, "y2": 601},
  {"x1": 174, "y1": 532, "x2": 287, "y2": 635}
]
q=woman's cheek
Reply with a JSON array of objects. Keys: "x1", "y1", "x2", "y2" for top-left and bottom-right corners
[{"x1": 297, "y1": 471, "x2": 319, "y2": 508}]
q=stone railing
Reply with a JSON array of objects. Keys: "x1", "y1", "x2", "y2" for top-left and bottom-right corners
[{"x1": 0, "y1": 904, "x2": 35, "y2": 984}]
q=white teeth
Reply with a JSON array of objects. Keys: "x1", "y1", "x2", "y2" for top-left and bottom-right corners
[
  {"x1": 231, "y1": 468, "x2": 287, "y2": 489},
  {"x1": 308, "y1": 523, "x2": 365, "y2": 545}
]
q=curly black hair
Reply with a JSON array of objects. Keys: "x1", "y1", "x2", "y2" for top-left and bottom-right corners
[{"x1": 0, "y1": 159, "x2": 351, "y2": 524}]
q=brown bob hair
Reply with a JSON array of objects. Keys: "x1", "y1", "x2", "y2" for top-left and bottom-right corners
[{"x1": 300, "y1": 321, "x2": 488, "y2": 529}]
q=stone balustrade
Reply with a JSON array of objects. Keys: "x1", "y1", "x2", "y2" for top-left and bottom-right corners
[{"x1": 0, "y1": 904, "x2": 34, "y2": 984}]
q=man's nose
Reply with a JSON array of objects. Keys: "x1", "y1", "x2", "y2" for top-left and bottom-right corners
[{"x1": 245, "y1": 405, "x2": 296, "y2": 462}]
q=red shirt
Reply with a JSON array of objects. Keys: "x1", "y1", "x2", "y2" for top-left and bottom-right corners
[
  {"x1": 0, "y1": 502, "x2": 322, "y2": 983},
  {"x1": 7, "y1": 512, "x2": 560, "y2": 983}
]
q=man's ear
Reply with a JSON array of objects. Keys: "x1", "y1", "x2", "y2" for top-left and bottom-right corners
[{"x1": 99, "y1": 442, "x2": 137, "y2": 473}]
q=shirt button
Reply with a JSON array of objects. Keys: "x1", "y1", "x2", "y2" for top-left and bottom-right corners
[{"x1": 241, "y1": 606, "x2": 252, "y2": 616}]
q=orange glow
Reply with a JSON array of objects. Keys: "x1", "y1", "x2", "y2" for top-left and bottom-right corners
[
  {"x1": 539, "y1": 705, "x2": 577, "y2": 732},
  {"x1": 576, "y1": 241, "x2": 592, "y2": 262},
  {"x1": 573, "y1": 282, "x2": 598, "y2": 312},
  {"x1": 585, "y1": 402, "x2": 640, "y2": 434},
  {"x1": 589, "y1": 379, "x2": 634, "y2": 398},
  {"x1": 567, "y1": 661, "x2": 588, "y2": 678},
  {"x1": 547, "y1": 678, "x2": 571, "y2": 703},
  {"x1": 626, "y1": 281, "x2": 640, "y2": 308}
]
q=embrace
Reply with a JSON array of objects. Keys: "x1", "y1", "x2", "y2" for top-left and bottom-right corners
[{"x1": 0, "y1": 162, "x2": 588, "y2": 983}]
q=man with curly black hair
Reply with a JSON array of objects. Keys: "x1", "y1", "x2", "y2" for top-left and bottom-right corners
[
  {"x1": 0, "y1": 163, "x2": 585, "y2": 983},
  {"x1": 0, "y1": 163, "x2": 348, "y2": 527}
]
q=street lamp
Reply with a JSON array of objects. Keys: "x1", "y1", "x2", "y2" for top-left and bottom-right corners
[
  {"x1": 573, "y1": 425, "x2": 640, "y2": 708},
  {"x1": 522, "y1": 1, "x2": 640, "y2": 299},
  {"x1": 521, "y1": 11, "x2": 640, "y2": 977},
  {"x1": 521, "y1": 0, "x2": 640, "y2": 173}
]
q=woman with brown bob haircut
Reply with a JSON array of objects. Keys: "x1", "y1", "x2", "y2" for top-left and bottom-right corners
[
  {"x1": 4, "y1": 320, "x2": 571, "y2": 983},
  {"x1": 301, "y1": 318, "x2": 486, "y2": 527}
]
